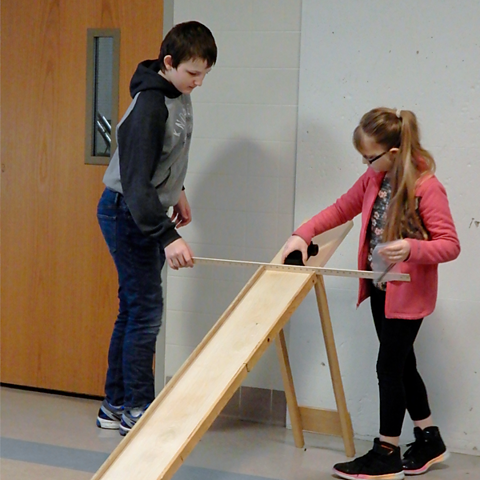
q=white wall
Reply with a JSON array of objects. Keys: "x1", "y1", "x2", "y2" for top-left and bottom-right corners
[
  {"x1": 165, "y1": 0, "x2": 303, "y2": 390},
  {"x1": 162, "y1": 0, "x2": 480, "y2": 456},
  {"x1": 292, "y1": 0, "x2": 480, "y2": 454}
]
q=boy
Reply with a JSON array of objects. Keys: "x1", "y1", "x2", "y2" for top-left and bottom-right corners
[{"x1": 96, "y1": 21, "x2": 217, "y2": 436}]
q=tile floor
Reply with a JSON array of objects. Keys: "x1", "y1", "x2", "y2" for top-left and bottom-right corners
[{"x1": 1, "y1": 386, "x2": 479, "y2": 480}]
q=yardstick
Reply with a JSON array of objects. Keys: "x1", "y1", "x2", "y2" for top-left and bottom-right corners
[{"x1": 193, "y1": 257, "x2": 410, "y2": 282}]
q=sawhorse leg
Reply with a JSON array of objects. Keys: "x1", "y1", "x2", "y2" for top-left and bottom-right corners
[
  {"x1": 314, "y1": 274, "x2": 355, "y2": 457},
  {"x1": 275, "y1": 329, "x2": 305, "y2": 448},
  {"x1": 275, "y1": 275, "x2": 355, "y2": 457}
]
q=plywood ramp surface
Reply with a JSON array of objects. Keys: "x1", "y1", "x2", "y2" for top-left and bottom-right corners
[{"x1": 93, "y1": 269, "x2": 316, "y2": 480}]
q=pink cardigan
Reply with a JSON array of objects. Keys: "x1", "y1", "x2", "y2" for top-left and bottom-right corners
[{"x1": 294, "y1": 169, "x2": 460, "y2": 319}]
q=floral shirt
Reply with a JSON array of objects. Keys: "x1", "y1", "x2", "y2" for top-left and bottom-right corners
[{"x1": 368, "y1": 176, "x2": 391, "y2": 291}]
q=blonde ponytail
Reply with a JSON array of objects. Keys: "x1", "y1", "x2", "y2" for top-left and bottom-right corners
[{"x1": 354, "y1": 108, "x2": 436, "y2": 241}]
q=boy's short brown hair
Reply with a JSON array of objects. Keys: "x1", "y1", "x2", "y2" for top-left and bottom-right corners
[{"x1": 158, "y1": 21, "x2": 217, "y2": 72}]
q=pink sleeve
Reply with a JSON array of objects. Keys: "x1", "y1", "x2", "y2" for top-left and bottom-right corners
[
  {"x1": 406, "y1": 177, "x2": 461, "y2": 264},
  {"x1": 293, "y1": 172, "x2": 368, "y2": 243}
]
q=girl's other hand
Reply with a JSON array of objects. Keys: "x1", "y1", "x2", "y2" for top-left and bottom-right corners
[
  {"x1": 281, "y1": 235, "x2": 309, "y2": 264},
  {"x1": 379, "y1": 239, "x2": 411, "y2": 263}
]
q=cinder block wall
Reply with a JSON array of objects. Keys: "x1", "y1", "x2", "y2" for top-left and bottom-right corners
[
  {"x1": 164, "y1": 0, "x2": 302, "y2": 419},
  {"x1": 293, "y1": 0, "x2": 480, "y2": 455}
]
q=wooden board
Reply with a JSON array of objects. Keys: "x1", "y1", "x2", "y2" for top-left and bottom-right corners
[
  {"x1": 92, "y1": 221, "x2": 358, "y2": 479},
  {"x1": 92, "y1": 268, "x2": 316, "y2": 480}
]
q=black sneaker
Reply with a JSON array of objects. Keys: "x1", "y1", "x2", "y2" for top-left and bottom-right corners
[
  {"x1": 402, "y1": 426, "x2": 450, "y2": 475},
  {"x1": 333, "y1": 438, "x2": 404, "y2": 479}
]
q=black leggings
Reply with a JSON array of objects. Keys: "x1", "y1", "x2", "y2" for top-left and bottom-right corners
[{"x1": 370, "y1": 287, "x2": 431, "y2": 437}]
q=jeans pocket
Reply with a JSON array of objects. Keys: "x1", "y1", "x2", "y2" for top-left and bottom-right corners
[
  {"x1": 98, "y1": 213, "x2": 117, "y2": 256},
  {"x1": 119, "y1": 201, "x2": 134, "y2": 221}
]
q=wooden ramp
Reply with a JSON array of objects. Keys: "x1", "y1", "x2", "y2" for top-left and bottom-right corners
[{"x1": 92, "y1": 222, "x2": 356, "y2": 480}]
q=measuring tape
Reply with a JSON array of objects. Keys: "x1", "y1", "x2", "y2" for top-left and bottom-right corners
[{"x1": 193, "y1": 257, "x2": 410, "y2": 282}]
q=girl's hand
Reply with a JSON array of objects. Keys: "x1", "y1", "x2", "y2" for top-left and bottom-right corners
[
  {"x1": 281, "y1": 235, "x2": 309, "y2": 264},
  {"x1": 379, "y1": 239, "x2": 411, "y2": 263},
  {"x1": 165, "y1": 238, "x2": 194, "y2": 269}
]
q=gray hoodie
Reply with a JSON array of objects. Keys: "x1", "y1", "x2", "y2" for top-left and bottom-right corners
[{"x1": 103, "y1": 59, "x2": 192, "y2": 248}]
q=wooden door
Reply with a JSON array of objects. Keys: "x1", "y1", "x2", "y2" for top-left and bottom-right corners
[{"x1": 0, "y1": 0, "x2": 164, "y2": 395}]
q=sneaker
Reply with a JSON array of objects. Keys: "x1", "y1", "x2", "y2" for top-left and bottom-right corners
[
  {"x1": 333, "y1": 438, "x2": 404, "y2": 480},
  {"x1": 96, "y1": 399, "x2": 124, "y2": 429},
  {"x1": 119, "y1": 404, "x2": 150, "y2": 436},
  {"x1": 402, "y1": 426, "x2": 450, "y2": 475}
]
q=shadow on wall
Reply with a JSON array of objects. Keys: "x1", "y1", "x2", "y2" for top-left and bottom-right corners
[
  {"x1": 167, "y1": 137, "x2": 295, "y2": 390},
  {"x1": 186, "y1": 137, "x2": 296, "y2": 264}
]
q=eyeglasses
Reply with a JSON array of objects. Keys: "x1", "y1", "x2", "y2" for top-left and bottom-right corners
[{"x1": 363, "y1": 150, "x2": 390, "y2": 164}]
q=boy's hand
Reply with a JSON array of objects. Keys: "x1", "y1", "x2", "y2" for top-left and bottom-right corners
[
  {"x1": 171, "y1": 190, "x2": 192, "y2": 228},
  {"x1": 281, "y1": 235, "x2": 309, "y2": 264},
  {"x1": 165, "y1": 238, "x2": 194, "y2": 269},
  {"x1": 379, "y1": 239, "x2": 411, "y2": 263}
]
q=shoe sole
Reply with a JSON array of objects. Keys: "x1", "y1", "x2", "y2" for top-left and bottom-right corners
[
  {"x1": 332, "y1": 467, "x2": 405, "y2": 480},
  {"x1": 119, "y1": 425, "x2": 131, "y2": 436},
  {"x1": 403, "y1": 450, "x2": 450, "y2": 476},
  {"x1": 96, "y1": 417, "x2": 120, "y2": 430}
]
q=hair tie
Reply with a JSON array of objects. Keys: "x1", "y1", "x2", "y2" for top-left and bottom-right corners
[{"x1": 396, "y1": 109, "x2": 402, "y2": 119}]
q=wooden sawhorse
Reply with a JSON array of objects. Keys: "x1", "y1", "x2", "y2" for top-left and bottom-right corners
[
  {"x1": 276, "y1": 273, "x2": 354, "y2": 456},
  {"x1": 271, "y1": 222, "x2": 355, "y2": 457}
]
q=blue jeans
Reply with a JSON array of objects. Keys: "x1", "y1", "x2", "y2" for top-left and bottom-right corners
[{"x1": 97, "y1": 188, "x2": 165, "y2": 408}]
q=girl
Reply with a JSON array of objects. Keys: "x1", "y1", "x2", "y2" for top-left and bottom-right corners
[{"x1": 282, "y1": 108, "x2": 460, "y2": 479}]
